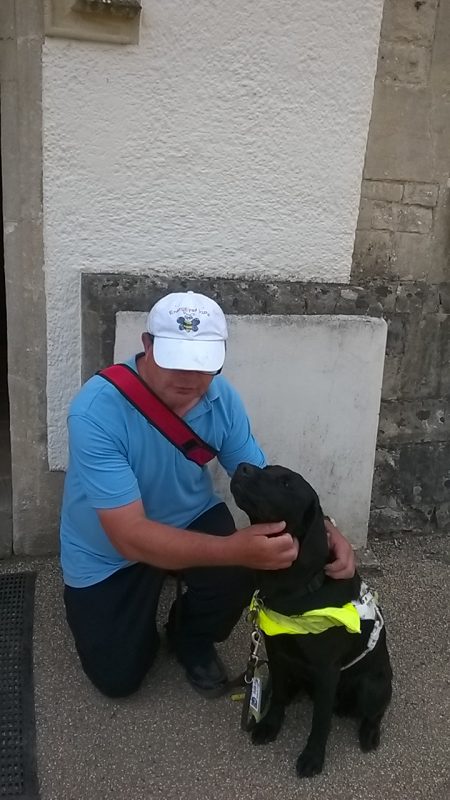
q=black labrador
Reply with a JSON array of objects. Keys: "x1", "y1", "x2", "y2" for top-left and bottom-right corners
[{"x1": 230, "y1": 462, "x2": 392, "y2": 778}]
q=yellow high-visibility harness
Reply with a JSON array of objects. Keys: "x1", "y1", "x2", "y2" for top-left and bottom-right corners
[
  {"x1": 249, "y1": 593, "x2": 361, "y2": 636},
  {"x1": 249, "y1": 582, "x2": 384, "y2": 669}
]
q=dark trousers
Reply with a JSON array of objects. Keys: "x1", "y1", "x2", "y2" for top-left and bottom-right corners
[{"x1": 64, "y1": 503, "x2": 254, "y2": 697}]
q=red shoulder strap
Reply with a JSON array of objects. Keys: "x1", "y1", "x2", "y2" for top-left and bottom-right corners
[{"x1": 97, "y1": 364, "x2": 218, "y2": 467}]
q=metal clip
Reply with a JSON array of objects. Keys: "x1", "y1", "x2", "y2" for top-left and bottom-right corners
[
  {"x1": 251, "y1": 628, "x2": 261, "y2": 656},
  {"x1": 244, "y1": 626, "x2": 263, "y2": 683}
]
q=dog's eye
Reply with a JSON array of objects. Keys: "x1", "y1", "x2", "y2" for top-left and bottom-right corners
[{"x1": 282, "y1": 478, "x2": 291, "y2": 489}]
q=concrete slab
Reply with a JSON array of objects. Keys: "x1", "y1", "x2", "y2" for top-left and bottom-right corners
[
  {"x1": 115, "y1": 312, "x2": 387, "y2": 547},
  {"x1": 1, "y1": 533, "x2": 448, "y2": 800}
]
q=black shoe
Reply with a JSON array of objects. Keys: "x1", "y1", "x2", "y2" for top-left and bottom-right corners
[
  {"x1": 165, "y1": 624, "x2": 228, "y2": 698},
  {"x1": 181, "y1": 647, "x2": 229, "y2": 698}
]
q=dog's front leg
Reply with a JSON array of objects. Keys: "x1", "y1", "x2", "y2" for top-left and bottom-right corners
[
  {"x1": 251, "y1": 698, "x2": 285, "y2": 745},
  {"x1": 296, "y1": 666, "x2": 340, "y2": 778}
]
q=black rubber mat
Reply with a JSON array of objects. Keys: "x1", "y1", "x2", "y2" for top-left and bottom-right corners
[{"x1": 0, "y1": 572, "x2": 39, "y2": 799}]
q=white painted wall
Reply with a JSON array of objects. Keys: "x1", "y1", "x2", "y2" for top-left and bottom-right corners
[
  {"x1": 42, "y1": 0, "x2": 384, "y2": 468},
  {"x1": 115, "y1": 313, "x2": 387, "y2": 546}
]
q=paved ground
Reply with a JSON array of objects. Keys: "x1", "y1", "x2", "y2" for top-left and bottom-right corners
[{"x1": 1, "y1": 533, "x2": 449, "y2": 800}]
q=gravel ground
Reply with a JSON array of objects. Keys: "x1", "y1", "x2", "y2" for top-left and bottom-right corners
[{"x1": 1, "y1": 532, "x2": 449, "y2": 800}]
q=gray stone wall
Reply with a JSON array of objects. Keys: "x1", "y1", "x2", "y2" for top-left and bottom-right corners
[
  {"x1": 82, "y1": 273, "x2": 450, "y2": 539},
  {"x1": 352, "y1": 0, "x2": 449, "y2": 535},
  {"x1": 0, "y1": 0, "x2": 64, "y2": 556}
]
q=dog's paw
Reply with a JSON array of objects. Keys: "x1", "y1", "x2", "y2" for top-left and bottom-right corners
[
  {"x1": 251, "y1": 718, "x2": 281, "y2": 745},
  {"x1": 295, "y1": 748, "x2": 325, "y2": 778},
  {"x1": 359, "y1": 719, "x2": 381, "y2": 752}
]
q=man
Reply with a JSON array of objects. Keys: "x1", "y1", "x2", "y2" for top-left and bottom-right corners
[{"x1": 60, "y1": 290, "x2": 355, "y2": 699}]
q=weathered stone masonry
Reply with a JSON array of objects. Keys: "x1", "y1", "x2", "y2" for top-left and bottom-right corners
[
  {"x1": 82, "y1": 274, "x2": 450, "y2": 538},
  {"x1": 351, "y1": 0, "x2": 449, "y2": 535}
]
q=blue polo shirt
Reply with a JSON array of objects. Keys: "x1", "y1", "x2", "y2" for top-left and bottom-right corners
[{"x1": 60, "y1": 356, "x2": 266, "y2": 587}]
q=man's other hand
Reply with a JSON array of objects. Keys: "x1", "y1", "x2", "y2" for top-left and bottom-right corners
[{"x1": 324, "y1": 519, "x2": 356, "y2": 579}]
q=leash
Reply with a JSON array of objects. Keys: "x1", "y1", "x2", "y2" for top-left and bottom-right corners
[{"x1": 231, "y1": 594, "x2": 271, "y2": 731}]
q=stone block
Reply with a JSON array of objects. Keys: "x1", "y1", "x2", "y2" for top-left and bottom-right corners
[
  {"x1": 377, "y1": 399, "x2": 449, "y2": 445},
  {"x1": 380, "y1": 0, "x2": 439, "y2": 47},
  {"x1": 395, "y1": 204, "x2": 433, "y2": 233},
  {"x1": 361, "y1": 179, "x2": 404, "y2": 202},
  {"x1": 377, "y1": 41, "x2": 431, "y2": 85},
  {"x1": 0, "y1": 88, "x2": 20, "y2": 224},
  {"x1": 0, "y1": 476, "x2": 12, "y2": 558},
  {"x1": 430, "y1": 0, "x2": 450, "y2": 88},
  {"x1": 385, "y1": 314, "x2": 407, "y2": 356},
  {"x1": 0, "y1": 38, "x2": 17, "y2": 81},
  {"x1": 381, "y1": 314, "x2": 410, "y2": 400},
  {"x1": 439, "y1": 315, "x2": 450, "y2": 397},
  {"x1": 438, "y1": 284, "x2": 450, "y2": 313},
  {"x1": 14, "y1": 0, "x2": 44, "y2": 37},
  {"x1": 370, "y1": 283, "x2": 398, "y2": 313},
  {"x1": 15, "y1": 37, "x2": 43, "y2": 221},
  {"x1": 1, "y1": 40, "x2": 43, "y2": 225},
  {"x1": 0, "y1": 513, "x2": 12, "y2": 557},
  {"x1": 391, "y1": 232, "x2": 433, "y2": 280},
  {"x1": 3, "y1": 220, "x2": 45, "y2": 310},
  {"x1": 381, "y1": 353, "x2": 403, "y2": 400},
  {"x1": 332, "y1": 282, "x2": 399, "y2": 316},
  {"x1": 300, "y1": 284, "x2": 340, "y2": 315},
  {"x1": 0, "y1": 0, "x2": 15, "y2": 39},
  {"x1": 352, "y1": 230, "x2": 395, "y2": 279},
  {"x1": 403, "y1": 182, "x2": 439, "y2": 206},
  {"x1": 333, "y1": 285, "x2": 382, "y2": 316},
  {"x1": 44, "y1": 0, "x2": 141, "y2": 45},
  {"x1": 0, "y1": 473, "x2": 11, "y2": 511},
  {"x1": 370, "y1": 441, "x2": 450, "y2": 534},
  {"x1": 12, "y1": 469, "x2": 64, "y2": 556},
  {"x1": 425, "y1": 193, "x2": 450, "y2": 282},
  {"x1": 357, "y1": 199, "x2": 395, "y2": 231},
  {"x1": 355, "y1": 547, "x2": 381, "y2": 574},
  {"x1": 357, "y1": 199, "x2": 372, "y2": 230},
  {"x1": 398, "y1": 441, "x2": 450, "y2": 506},
  {"x1": 399, "y1": 312, "x2": 446, "y2": 398},
  {"x1": 430, "y1": 90, "x2": 450, "y2": 175},
  {"x1": 364, "y1": 84, "x2": 435, "y2": 182},
  {"x1": 395, "y1": 282, "x2": 440, "y2": 313}
]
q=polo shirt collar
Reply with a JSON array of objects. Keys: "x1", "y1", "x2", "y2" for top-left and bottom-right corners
[
  {"x1": 130, "y1": 353, "x2": 218, "y2": 422},
  {"x1": 185, "y1": 379, "x2": 219, "y2": 421}
]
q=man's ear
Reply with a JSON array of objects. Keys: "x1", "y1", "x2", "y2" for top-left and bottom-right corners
[{"x1": 142, "y1": 332, "x2": 153, "y2": 353}]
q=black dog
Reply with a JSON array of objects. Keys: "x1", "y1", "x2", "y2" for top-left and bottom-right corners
[{"x1": 230, "y1": 463, "x2": 392, "y2": 778}]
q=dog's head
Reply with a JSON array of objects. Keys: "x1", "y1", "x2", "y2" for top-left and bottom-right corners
[{"x1": 230, "y1": 463, "x2": 330, "y2": 614}]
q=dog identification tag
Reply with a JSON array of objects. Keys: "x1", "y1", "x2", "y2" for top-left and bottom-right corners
[{"x1": 250, "y1": 676, "x2": 262, "y2": 716}]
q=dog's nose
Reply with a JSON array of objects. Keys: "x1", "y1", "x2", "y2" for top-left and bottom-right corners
[{"x1": 236, "y1": 462, "x2": 256, "y2": 478}]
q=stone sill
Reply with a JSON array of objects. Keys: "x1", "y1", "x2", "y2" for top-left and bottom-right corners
[{"x1": 44, "y1": 0, "x2": 142, "y2": 45}]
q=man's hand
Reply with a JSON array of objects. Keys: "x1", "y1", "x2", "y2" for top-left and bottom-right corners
[
  {"x1": 324, "y1": 519, "x2": 355, "y2": 579},
  {"x1": 228, "y1": 522, "x2": 299, "y2": 570}
]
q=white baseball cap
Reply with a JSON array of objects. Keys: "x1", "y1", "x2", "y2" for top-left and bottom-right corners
[{"x1": 146, "y1": 291, "x2": 228, "y2": 372}]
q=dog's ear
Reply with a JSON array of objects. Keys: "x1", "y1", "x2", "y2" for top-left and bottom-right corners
[{"x1": 299, "y1": 494, "x2": 330, "y2": 570}]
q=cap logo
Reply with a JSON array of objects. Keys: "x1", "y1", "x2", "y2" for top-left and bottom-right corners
[{"x1": 176, "y1": 315, "x2": 200, "y2": 333}]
